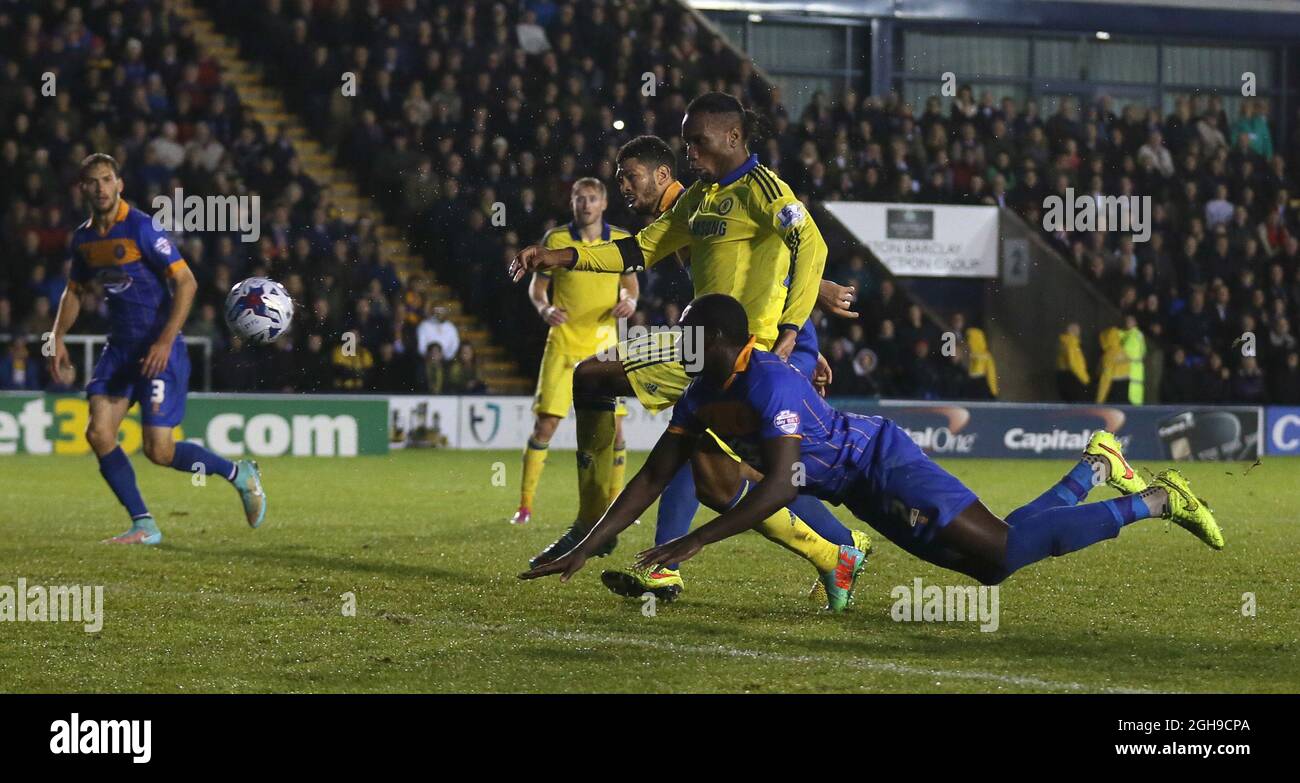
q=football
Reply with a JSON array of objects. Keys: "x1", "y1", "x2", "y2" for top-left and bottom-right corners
[{"x1": 224, "y1": 276, "x2": 294, "y2": 344}]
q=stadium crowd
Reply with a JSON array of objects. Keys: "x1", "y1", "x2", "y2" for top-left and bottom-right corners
[{"x1": 3, "y1": 0, "x2": 1299, "y2": 405}]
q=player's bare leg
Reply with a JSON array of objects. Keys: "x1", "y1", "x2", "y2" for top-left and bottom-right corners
[
  {"x1": 140, "y1": 424, "x2": 263, "y2": 528},
  {"x1": 528, "y1": 355, "x2": 633, "y2": 568},
  {"x1": 513, "y1": 413, "x2": 561, "y2": 525},
  {"x1": 88, "y1": 395, "x2": 162, "y2": 545},
  {"x1": 86, "y1": 394, "x2": 131, "y2": 458}
]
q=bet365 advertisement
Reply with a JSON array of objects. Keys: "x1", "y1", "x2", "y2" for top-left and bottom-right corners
[
  {"x1": 3, "y1": 392, "x2": 1282, "y2": 460},
  {"x1": 0, "y1": 392, "x2": 389, "y2": 456}
]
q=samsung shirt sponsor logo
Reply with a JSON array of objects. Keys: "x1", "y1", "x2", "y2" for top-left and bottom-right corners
[{"x1": 691, "y1": 218, "x2": 727, "y2": 237}]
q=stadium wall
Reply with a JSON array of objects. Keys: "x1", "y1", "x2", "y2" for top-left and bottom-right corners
[{"x1": 6, "y1": 393, "x2": 1292, "y2": 460}]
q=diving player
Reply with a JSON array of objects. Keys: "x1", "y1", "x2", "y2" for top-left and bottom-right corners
[
  {"x1": 592, "y1": 134, "x2": 867, "y2": 602},
  {"x1": 511, "y1": 177, "x2": 638, "y2": 530},
  {"x1": 49, "y1": 153, "x2": 266, "y2": 545},
  {"x1": 520, "y1": 294, "x2": 1224, "y2": 594},
  {"x1": 509, "y1": 95, "x2": 870, "y2": 608}
]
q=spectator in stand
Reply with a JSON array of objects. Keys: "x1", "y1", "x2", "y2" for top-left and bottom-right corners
[
  {"x1": 417, "y1": 305, "x2": 459, "y2": 361},
  {"x1": 849, "y1": 348, "x2": 882, "y2": 397},
  {"x1": 331, "y1": 337, "x2": 374, "y2": 392},
  {"x1": 1195, "y1": 352, "x2": 1232, "y2": 403},
  {"x1": 1138, "y1": 130, "x2": 1176, "y2": 180},
  {"x1": 1120, "y1": 316, "x2": 1148, "y2": 404},
  {"x1": 0, "y1": 338, "x2": 42, "y2": 390},
  {"x1": 1233, "y1": 98, "x2": 1274, "y2": 160},
  {"x1": 184, "y1": 302, "x2": 225, "y2": 352},
  {"x1": 902, "y1": 339, "x2": 941, "y2": 399},
  {"x1": 0, "y1": 298, "x2": 15, "y2": 336},
  {"x1": 1057, "y1": 323, "x2": 1090, "y2": 401},
  {"x1": 20, "y1": 297, "x2": 54, "y2": 339},
  {"x1": 213, "y1": 337, "x2": 258, "y2": 392},
  {"x1": 1232, "y1": 356, "x2": 1267, "y2": 403},
  {"x1": 447, "y1": 343, "x2": 486, "y2": 394},
  {"x1": 964, "y1": 328, "x2": 998, "y2": 399},
  {"x1": 297, "y1": 333, "x2": 333, "y2": 393},
  {"x1": 1095, "y1": 327, "x2": 1132, "y2": 404},
  {"x1": 425, "y1": 342, "x2": 447, "y2": 395},
  {"x1": 1271, "y1": 351, "x2": 1300, "y2": 403},
  {"x1": 1162, "y1": 347, "x2": 1198, "y2": 403}
]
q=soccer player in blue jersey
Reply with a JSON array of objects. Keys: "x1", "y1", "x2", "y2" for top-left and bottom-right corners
[
  {"x1": 48, "y1": 154, "x2": 267, "y2": 545},
  {"x1": 521, "y1": 294, "x2": 1223, "y2": 596}
]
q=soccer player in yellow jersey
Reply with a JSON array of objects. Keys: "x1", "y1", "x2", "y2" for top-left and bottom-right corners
[
  {"x1": 511, "y1": 178, "x2": 639, "y2": 528},
  {"x1": 509, "y1": 94, "x2": 871, "y2": 609}
]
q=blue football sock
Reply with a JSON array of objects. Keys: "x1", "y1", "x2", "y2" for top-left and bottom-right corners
[
  {"x1": 1005, "y1": 460, "x2": 1097, "y2": 526},
  {"x1": 788, "y1": 493, "x2": 854, "y2": 546},
  {"x1": 656, "y1": 464, "x2": 699, "y2": 570},
  {"x1": 97, "y1": 446, "x2": 150, "y2": 520},
  {"x1": 1003, "y1": 495, "x2": 1150, "y2": 576},
  {"x1": 170, "y1": 441, "x2": 237, "y2": 482}
]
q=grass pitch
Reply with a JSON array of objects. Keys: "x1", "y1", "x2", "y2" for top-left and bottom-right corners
[{"x1": 1, "y1": 450, "x2": 1297, "y2": 693}]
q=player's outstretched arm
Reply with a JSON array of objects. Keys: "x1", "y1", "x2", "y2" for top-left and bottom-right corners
[
  {"x1": 637, "y1": 435, "x2": 801, "y2": 569},
  {"x1": 518, "y1": 430, "x2": 697, "y2": 582},
  {"x1": 141, "y1": 262, "x2": 197, "y2": 378},
  {"x1": 49, "y1": 280, "x2": 83, "y2": 379},
  {"x1": 509, "y1": 244, "x2": 577, "y2": 282}
]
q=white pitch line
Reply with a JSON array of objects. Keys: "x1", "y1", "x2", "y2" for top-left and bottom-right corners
[
  {"x1": 458, "y1": 622, "x2": 1162, "y2": 694},
  {"x1": 123, "y1": 588, "x2": 1160, "y2": 693}
]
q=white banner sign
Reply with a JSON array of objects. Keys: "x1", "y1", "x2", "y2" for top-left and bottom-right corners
[{"x1": 823, "y1": 202, "x2": 999, "y2": 278}]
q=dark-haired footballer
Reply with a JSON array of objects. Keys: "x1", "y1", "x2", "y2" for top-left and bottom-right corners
[
  {"x1": 49, "y1": 154, "x2": 267, "y2": 545},
  {"x1": 521, "y1": 294, "x2": 1223, "y2": 597},
  {"x1": 511, "y1": 95, "x2": 870, "y2": 609}
]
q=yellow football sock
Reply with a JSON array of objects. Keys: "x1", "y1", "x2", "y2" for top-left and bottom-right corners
[
  {"x1": 754, "y1": 509, "x2": 841, "y2": 574},
  {"x1": 520, "y1": 437, "x2": 549, "y2": 509},
  {"x1": 575, "y1": 398, "x2": 616, "y2": 527},
  {"x1": 609, "y1": 443, "x2": 627, "y2": 505}
]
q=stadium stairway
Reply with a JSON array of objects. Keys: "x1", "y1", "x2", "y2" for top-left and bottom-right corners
[
  {"x1": 989, "y1": 209, "x2": 1127, "y2": 400},
  {"x1": 176, "y1": 0, "x2": 533, "y2": 394}
]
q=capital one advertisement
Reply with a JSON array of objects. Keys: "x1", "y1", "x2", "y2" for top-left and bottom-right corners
[
  {"x1": 834, "y1": 400, "x2": 1262, "y2": 461},
  {"x1": 1265, "y1": 408, "x2": 1300, "y2": 455}
]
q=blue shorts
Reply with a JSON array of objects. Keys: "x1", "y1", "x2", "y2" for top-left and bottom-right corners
[
  {"x1": 86, "y1": 338, "x2": 190, "y2": 428},
  {"x1": 842, "y1": 420, "x2": 980, "y2": 561},
  {"x1": 788, "y1": 319, "x2": 820, "y2": 379}
]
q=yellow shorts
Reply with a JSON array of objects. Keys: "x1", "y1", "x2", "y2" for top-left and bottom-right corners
[
  {"x1": 617, "y1": 330, "x2": 692, "y2": 413},
  {"x1": 534, "y1": 343, "x2": 626, "y2": 418}
]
